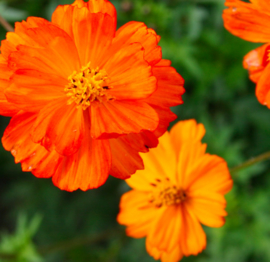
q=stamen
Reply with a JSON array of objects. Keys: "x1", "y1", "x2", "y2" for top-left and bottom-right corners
[
  {"x1": 65, "y1": 62, "x2": 113, "y2": 110},
  {"x1": 149, "y1": 178, "x2": 187, "y2": 208}
]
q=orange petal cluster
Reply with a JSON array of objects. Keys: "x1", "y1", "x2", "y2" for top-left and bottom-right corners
[
  {"x1": 223, "y1": 0, "x2": 270, "y2": 107},
  {"x1": 0, "y1": 0, "x2": 185, "y2": 191},
  {"x1": 117, "y1": 120, "x2": 233, "y2": 262}
]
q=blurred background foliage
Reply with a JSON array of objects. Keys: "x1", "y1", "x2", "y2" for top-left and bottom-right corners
[{"x1": 0, "y1": 0, "x2": 270, "y2": 261}]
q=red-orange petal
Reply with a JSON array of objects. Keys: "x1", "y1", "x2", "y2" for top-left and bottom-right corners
[
  {"x1": 31, "y1": 98, "x2": 85, "y2": 156},
  {"x1": 103, "y1": 43, "x2": 157, "y2": 100},
  {"x1": 70, "y1": 11, "x2": 115, "y2": 67},
  {"x1": 148, "y1": 65, "x2": 185, "y2": 107},
  {"x1": 52, "y1": 0, "x2": 117, "y2": 37},
  {"x1": 0, "y1": 56, "x2": 19, "y2": 116},
  {"x1": 255, "y1": 63, "x2": 270, "y2": 106},
  {"x1": 223, "y1": 0, "x2": 270, "y2": 42},
  {"x1": 109, "y1": 134, "x2": 147, "y2": 179},
  {"x1": 90, "y1": 100, "x2": 159, "y2": 139},
  {"x1": 2, "y1": 111, "x2": 62, "y2": 177},
  {"x1": 5, "y1": 69, "x2": 66, "y2": 112},
  {"x1": 243, "y1": 44, "x2": 270, "y2": 83},
  {"x1": 113, "y1": 21, "x2": 161, "y2": 65},
  {"x1": 52, "y1": 127, "x2": 111, "y2": 191}
]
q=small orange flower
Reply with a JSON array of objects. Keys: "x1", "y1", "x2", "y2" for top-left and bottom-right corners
[
  {"x1": 0, "y1": 0, "x2": 185, "y2": 191},
  {"x1": 223, "y1": 0, "x2": 270, "y2": 107},
  {"x1": 117, "y1": 120, "x2": 233, "y2": 262}
]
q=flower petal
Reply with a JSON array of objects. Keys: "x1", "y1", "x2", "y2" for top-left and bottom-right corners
[
  {"x1": 2, "y1": 111, "x2": 62, "y2": 177},
  {"x1": 126, "y1": 131, "x2": 177, "y2": 191},
  {"x1": 52, "y1": 0, "x2": 117, "y2": 37},
  {"x1": 178, "y1": 143, "x2": 232, "y2": 194},
  {"x1": 90, "y1": 100, "x2": 159, "y2": 139},
  {"x1": 180, "y1": 205, "x2": 206, "y2": 256},
  {"x1": 149, "y1": 65, "x2": 185, "y2": 107},
  {"x1": 0, "y1": 56, "x2": 19, "y2": 116},
  {"x1": 31, "y1": 98, "x2": 85, "y2": 156},
  {"x1": 147, "y1": 205, "x2": 182, "y2": 252},
  {"x1": 255, "y1": 63, "x2": 270, "y2": 106},
  {"x1": 5, "y1": 70, "x2": 66, "y2": 112},
  {"x1": 146, "y1": 240, "x2": 183, "y2": 262},
  {"x1": 71, "y1": 11, "x2": 115, "y2": 67},
  {"x1": 52, "y1": 129, "x2": 111, "y2": 191},
  {"x1": 185, "y1": 194, "x2": 227, "y2": 228},
  {"x1": 243, "y1": 44, "x2": 270, "y2": 83},
  {"x1": 223, "y1": 0, "x2": 270, "y2": 42},
  {"x1": 170, "y1": 119, "x2": 206, "y2": 157},
  {"x1": 109, "y1": 135, "x2": 145, "y2": 179},
  {"x1": 117, "y1": 190, "x2": 160, "y2": 238},
  {"x1": 113, "y1": 21, "x2": 161, "y2": 65},
  {"x1": 103, "y1": 43, "x2": 157, "y2": 100}
]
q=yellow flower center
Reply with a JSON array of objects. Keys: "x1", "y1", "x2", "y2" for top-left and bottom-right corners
[
  {"x1": 65, "y1": 62, "x2": 112, "y2": 110},
  {"x1": 149, "y1": 179, "x2": 186, "y2": 208}
]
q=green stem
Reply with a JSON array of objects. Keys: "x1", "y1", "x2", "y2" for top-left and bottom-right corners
[
  {"x1": 0, "y1": 15, "x2": 14, "y2": 32},
  {"x1": 230, "y1": 151, "x2": 270, "y2": 174}
]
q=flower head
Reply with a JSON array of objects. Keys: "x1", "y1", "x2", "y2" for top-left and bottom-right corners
[
  {"x1": 223, "y1": 0, "x2": 270, "y2": 107},
  {"x1": 117, "y1": 120, "x2": 233, "y2": 262},
  {"x1": 0, "y1": 0, "x2": 185, "y2": 191}
]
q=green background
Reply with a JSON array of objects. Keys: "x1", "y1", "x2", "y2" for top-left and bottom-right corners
[{"x1": 1, "y1": 0, "x2": 270, "y2": 261}]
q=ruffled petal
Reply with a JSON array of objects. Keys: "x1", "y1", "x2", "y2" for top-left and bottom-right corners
[
  {"x1": 31, "y1": 98, "x2": 85, "y2": 156},
  {"x1": 117, "y1": 190, "x2": 160, "y2": 238},
  {"x1": 52, "y1": 124, "x2": 111, "y2": 191},
  {"x1": 255, "y1": 63, "x2": 270, "y2": 106},
  {"x1": 0, "y1": 87, "x2": 20, "y2": 117},
  {"x1": 90, "y1": 100, "x2": 159, "y2": 139},
  {"x1": 1, "y1": 17, "x2": 52, "y2": 59},
  {"x1": 103, "y1": 43, "x2": 157, "y2": 100},
  {"x1": 151, "y1": 105, "x2": 177, "y2": 138},
  {"x1": 2, "y1": 111, "x2": 62, "y2": 177},
  {"x1": 5, "y1": 70, "x2": 66, "y2": 112},
  {"x1": 52, "y1": 0, "x2": 117, "y2": 37},
  {"x1": 243, "y1": 44, "x2": 270, "y2": 83},
  {"x1": 223, "y1": 0, "x2": 270, "y2": 42},
  {"x1": 0, "y1": 56, "x2": 19, "y2": 116},
  {"x1": 7, "y1": 28, "x2": 81, "y2": 78},
  {"x1": 70, "y1": 11, "x2": 115, "y2": 67},
  {"x1": 109, "y1": 135, "x2": 146, "y2": 179},
  {"x1": 113, "y1": 21, "x2": 161, "y2": 65},
  {"x1": 148, "y1": 64, "x2": 185, "y2": 107}
]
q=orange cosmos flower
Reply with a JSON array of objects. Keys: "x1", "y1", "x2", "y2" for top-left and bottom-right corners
[
  {"x1": 223, "y1": 0, "x2": 270, "y2": 107},
  {"x1": 0, "y1": 0, "x2": 185, "y2": 191},
  {"x1": 117, "y1": 120, "x2": 233, "y2": 262}
]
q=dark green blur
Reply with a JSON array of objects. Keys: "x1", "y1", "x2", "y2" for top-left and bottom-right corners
[{"x1": 1, "y1": 0, "x2": 270, "y2": 261}]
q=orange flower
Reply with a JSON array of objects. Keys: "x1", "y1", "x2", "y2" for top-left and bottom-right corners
[
  {"x1": 0, "y1": 0, "x2": 185, "y2": 191},
  {"x1": 223, "y1": 0, "x2": 270, "y2": 107},
  {"x1": 117, "y1": 120, "x2": 233, "y2": 262}
]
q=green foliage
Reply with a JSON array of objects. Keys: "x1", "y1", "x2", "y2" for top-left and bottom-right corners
[
  {"x1": 0, "y1": 214, "x2": 42, "y2": 262},
  {"x1": 0, "y1": 0, "x2": 270, "y2": 261}
]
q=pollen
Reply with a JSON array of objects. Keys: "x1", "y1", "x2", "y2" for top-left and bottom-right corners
[
  {"x1": 149, "y1": 178, "x2": 187, "y2": 208},
  {"x1": 65, "y1": 62, "x2": 112, "y2": 110}
]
